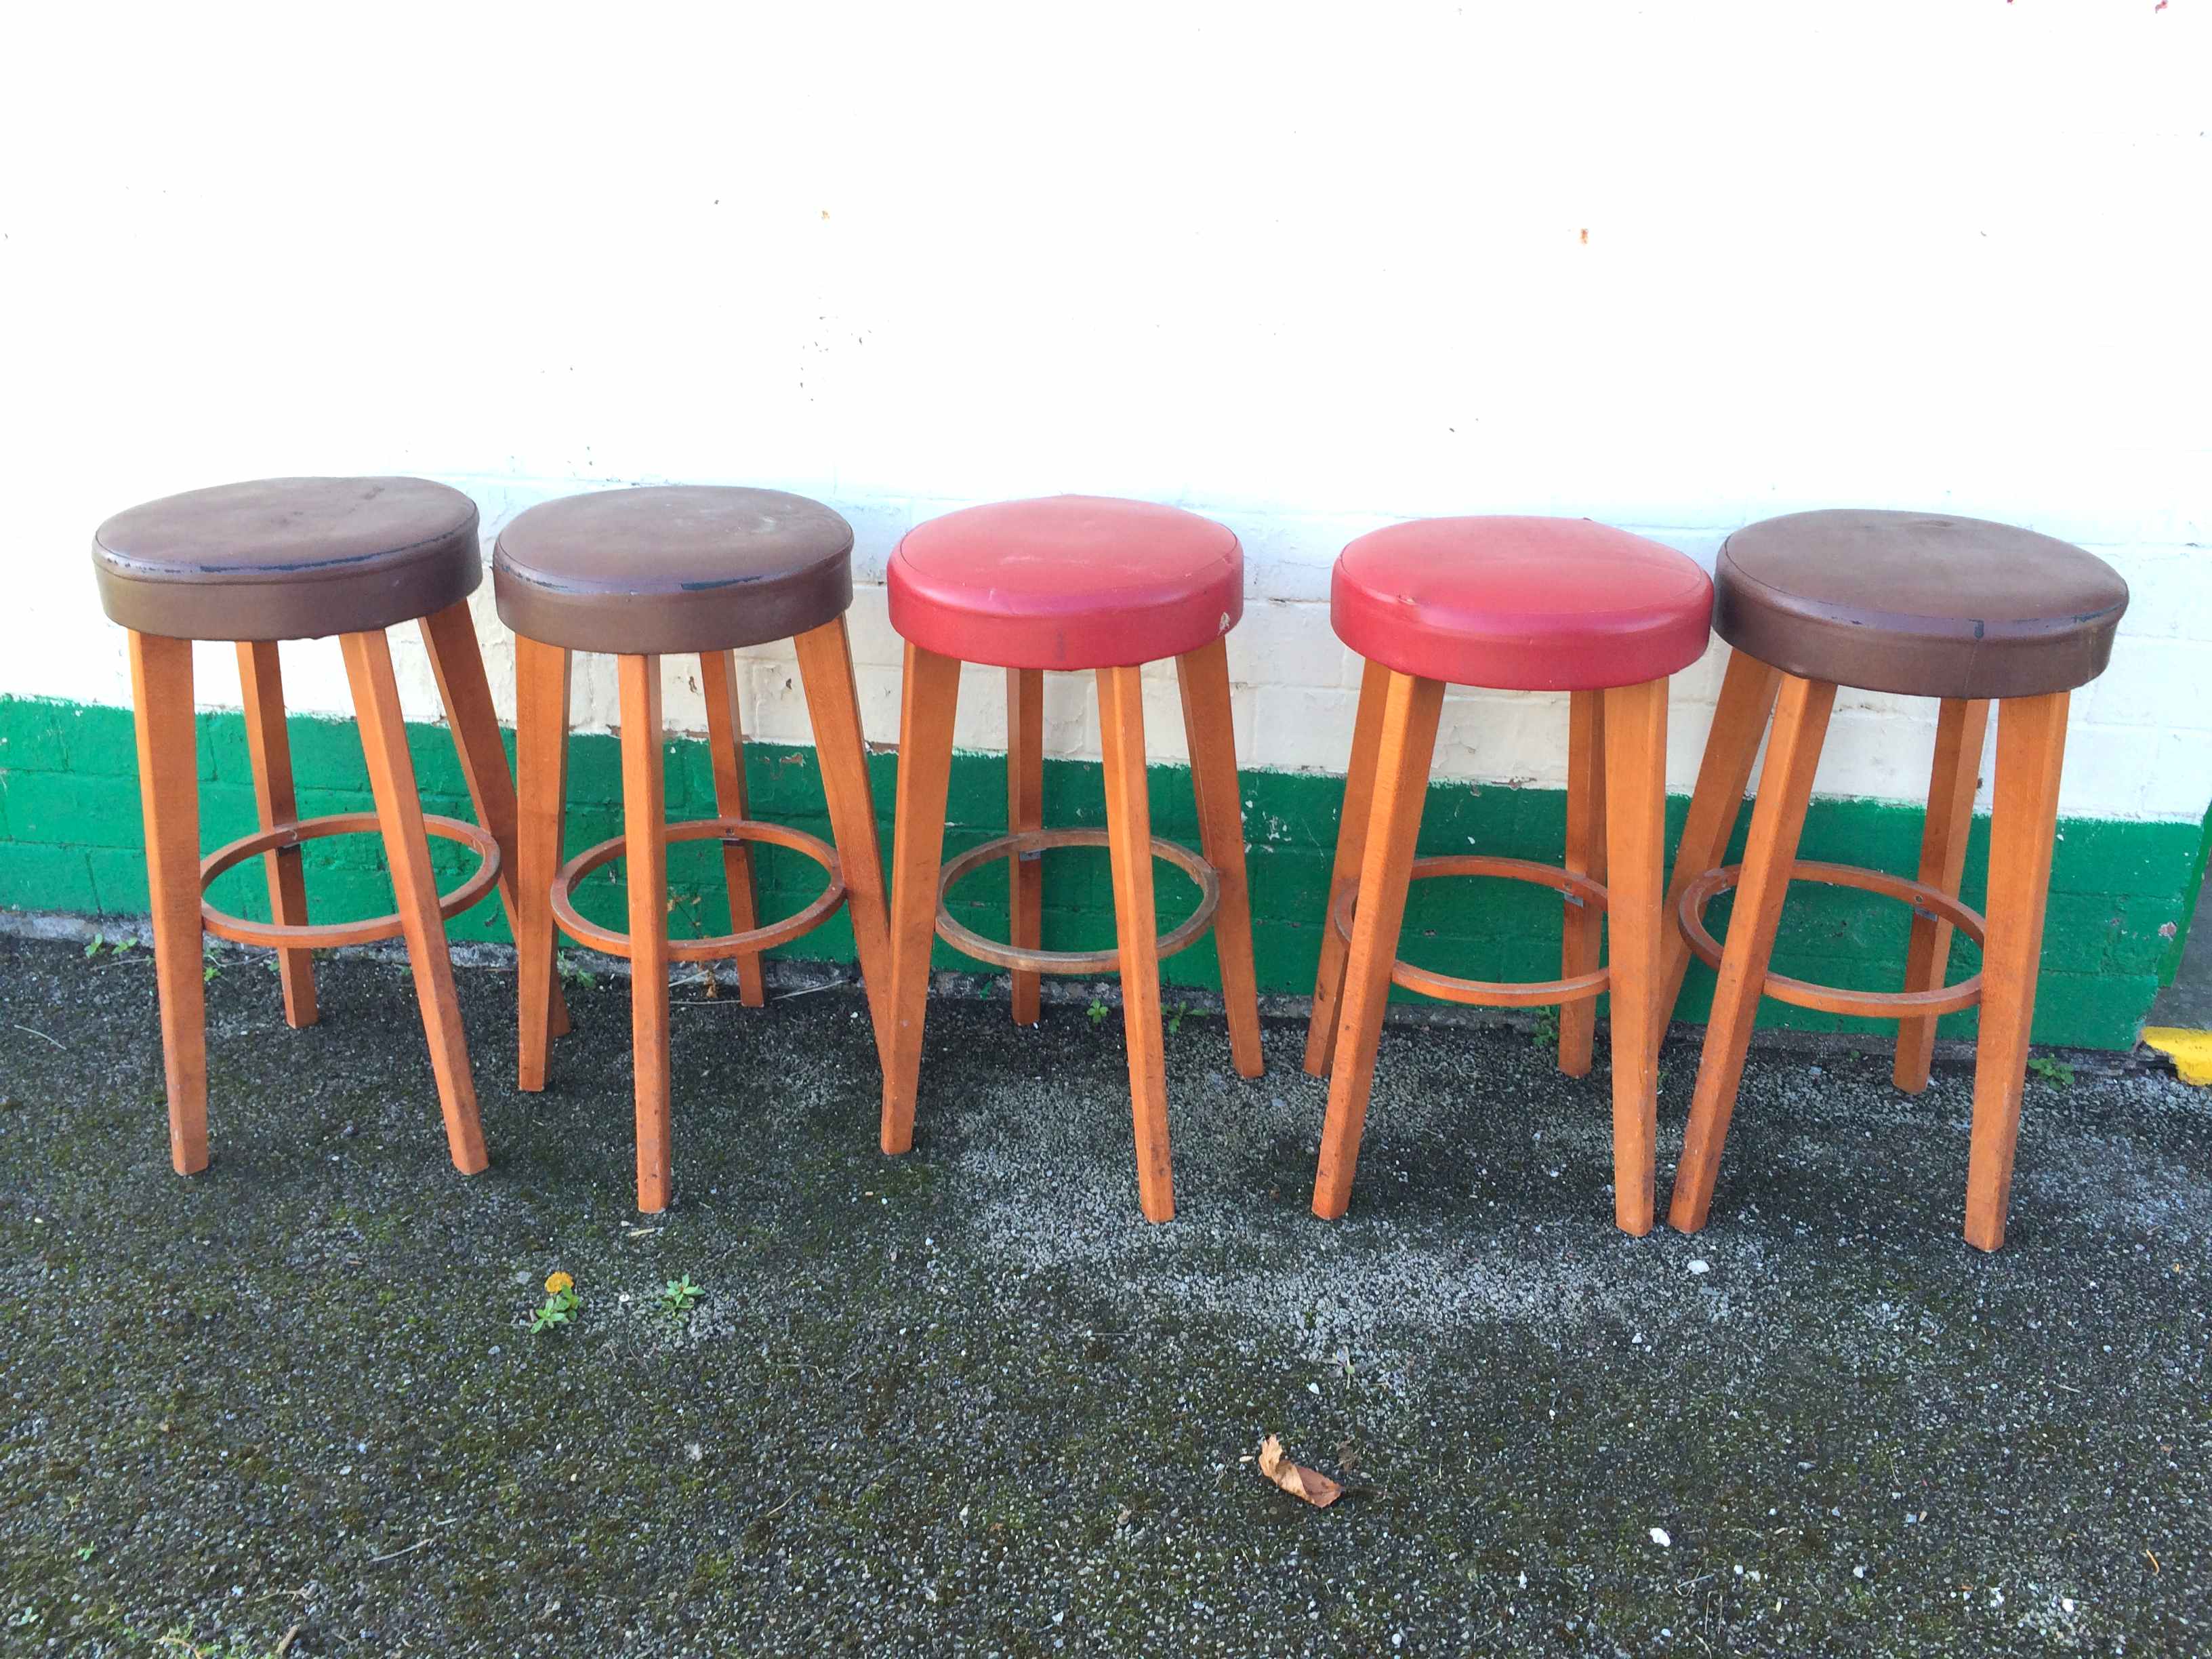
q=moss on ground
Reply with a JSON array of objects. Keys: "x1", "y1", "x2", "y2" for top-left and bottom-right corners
[{"x1": 1, "y1": 935, "x2": 2209, "y2": 1654}]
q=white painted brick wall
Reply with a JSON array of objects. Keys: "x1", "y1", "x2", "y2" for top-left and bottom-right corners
[{"x1": 2, "y1": 5, "x2": 2205, "y2": 828}]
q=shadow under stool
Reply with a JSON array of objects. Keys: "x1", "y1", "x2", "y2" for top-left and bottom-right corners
[
  {"x1": 495, "y1": 485, "x2": 893, "y2": 1213},
  {"x1": 1658, "y1": 508, "x2": 2129, "y2": 1250},
  {"x1": 1303, "y1": 516, "x2": 1714, "y2": 1235},
  {"x1": 92, "y1": 476, "x2": 560, "y2": 1176},
  {"x1": 880, "y1": 495, "x2": 1265, "y2": 1223}
]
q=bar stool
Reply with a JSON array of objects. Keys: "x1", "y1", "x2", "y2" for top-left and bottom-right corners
[
  {"x1": 497, "y1": 485, "x2": 893, "y2": 1213},
  {"x1": 880, "y1": 495, "x2": 1263, "y2": 1223},
  {"x1": 1658, "y1": 509, "x2": 2128, "y2": 1250},
  {"x1": 92, "y1": 476, "x2": 558, "y2": 1176},
  {"x1": 1305, "y1": 516, "x2": 1713, "y2": 1235}
]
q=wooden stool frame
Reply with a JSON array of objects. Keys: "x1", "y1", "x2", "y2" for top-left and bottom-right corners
[
  {"x1": 512, "y1": 617, "x2": 893, "y2": 1214},
  {"x1": 1658, "y1": 651, "x2": 2062, "y2": 1251},
  {"x1": 127, "y1": 601, "x2": 564, "y2": 1178},
  {"x1": 1305, "y1": 661, "x2": 1673, "y2": 1235},
  {"x1": 880, "y1": 636, "x2": 1264, "y2": 1224}
]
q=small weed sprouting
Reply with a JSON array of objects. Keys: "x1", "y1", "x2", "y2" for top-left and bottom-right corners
[
  {"x1": 83, "y1": 932, "x2": 106, "y2": 960},
  {"x1": 529, "y1": 1271, "x2": 581, "y2": 1334},
  {"x1": 2027, "y1": 1054, "x2": 2075, "y2": 1088},
  {"x1": 1531, "y1": 1009, "x2": 1559, "y2": 1050},
  {"x1": 659, "y1": 1275, "x2": 703, "y2": 1315},
  {"x1": 1087, "y1": 1000, "x2": 1110, "y2": 1026},
  {"x1": 1167, "y1": 1002, "x2": 1191, "y2": 1036},
  {"x1": 558, "y1": 953, "x2": 598, "y2": 991}
]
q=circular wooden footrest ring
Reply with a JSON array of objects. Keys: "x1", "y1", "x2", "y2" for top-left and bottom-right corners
[
  {"x1": 552, "y1": 818, "x2": 845, "y2": 964},
  {"x1": 936, "y1": 827, "x2": 1221, "y2": 975},
  {"x1": 1677, "y1": 858, "x2": 1986, "y2": 1020},
  {"x1": 1329, "y1": 855, "x2": 1611, "y2": 1009},
  {"x1": 198, "y1": 812, "x2": 502, "y2": 949}
]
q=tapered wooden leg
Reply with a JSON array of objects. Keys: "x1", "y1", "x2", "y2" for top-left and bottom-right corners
[
  {"x1": 1559, "y1": 688, "x2": 1609, "y2": 1078},
  {"x1": 795, "y1": 617, "x2": 895, "y2": 1067},
  {"x1": 1304, "y1": 657, "x2": 1391, "y2": 1077},
  {"x1": 514, "y1": 637, "x2": 571, "y2": 1092},
  {"x1": 235, "y1": 640, "x2": 317, "y2": 1028},
  {"x1": 1178, "y1": 636, "x2": 1264, "y2": 1079},
  {"x1": 1099, "y1": 663, "x2": 1175, "y2": 1222},
  {"x1": 340, "y1": 629, "x2": 487, "y2": 1176},
  {"x1": 1006, "y1": 667, "x2": 1046, "y2": 1027},
  {"x1": 129, "y1": 632, "x2": 208, "y2": 1175},
  {"x1": 422, "y1": 602, "x2": 569, "y2": 1038},
  {"x1": 1311, "y1": 671, "x2": 1444, "y2": 1220},
  {"x1": 699, "y1": 649, "x2": 767, "y2": 1008},
  {"x1": 1666, "y1": 674, "x2": 1835, "y2": 1232},
  {"x1": 1658, "y1": 650, "x2": 1783, "y2": 1025},
  {"x1": 617, "y1": 655, "x2": 674, "y2": 1212},
  {"x1": 1603, "y1": 678, "x2": 1668, "y2": 1235},
  {"x1": 1893, "y1": 697, "x2": 1992, "y2": 1093},
  {"x1": 1963, "y1": 692, "x2": 2068, "y2": 1252},
  {"x1": 882, "y1": 644, "x2": 961, "y2": 1155}
]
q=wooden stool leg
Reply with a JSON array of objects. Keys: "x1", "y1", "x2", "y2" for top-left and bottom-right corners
[
  {"x1": 1964, "y1": 691, "x2": 2068, "y2": 1252},
  {"x1": 339, "y1": 629, "x2": 487, "y2": 1176},
  {"x1": 882, "y1": 644, "x2": 961, "y2": 1155},
  {"x1": 795, "y1": 617, "x2": 896, "y2": 1065},
  {"x1": 129, "y1": 632, "x2": 209, "y2": 1175},
  {"x1": 421, "y1": 602, "x2": 569, "y2": 1038},
  {"x1": 1558, "y1": 688, "x2": 1609, "y2": 1078},
  {"x1": 1666, "y1": 674, "x2": 1835, "y2": 1232},
  {"x1": 699, "y1": 649, "x2": 768, "y2": 1008},
  {"x1": 1303, "y1": 657, "x2": 1391, "y2": 1078},
  {"x1": 1006, "y1": 667, "x2": 1046, "y2": 1027},
  {"x1": 1893, "y1": 697, "x2": 1992, "y2": 1093},
  {"x1": 1098, "y1": 663, "x2": 1175, "y2": 1222},
  {"x1": 1177, "y1": 636, "x2": 1264, "y2": 1079},
  {"x1": 514, "y1": 637, "x2": 571, "y2": 1092},
  {"x1": 617, "y1": 655, "x2": 674, "y2": 1212},
  {"x1": 235, "y1": 640, "x2": 317, "y2": 1028},
  {"x1": 1603, "y1": 678, "x2": 1667, "y2": 1235},
  {"x1": 1658, "y1": 649, "x2": 1782, "y2": 1023},
  {"x1": 1311, "y1": 671, "x2": 1443, "y2": 1219}
]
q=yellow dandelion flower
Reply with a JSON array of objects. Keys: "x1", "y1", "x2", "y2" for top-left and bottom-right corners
[{"x1": 545, "y1": 1271, "x2": 573, "y2": 1296}]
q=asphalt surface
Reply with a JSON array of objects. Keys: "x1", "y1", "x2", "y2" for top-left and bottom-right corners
[{"x1": 1, "y1": 930, "x2": 2209, "y2": 1656}]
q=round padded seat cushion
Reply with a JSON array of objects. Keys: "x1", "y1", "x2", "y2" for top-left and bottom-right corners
[
  {"x1": 93, "y1": 476, "x2": 480, "y2": 642},
  {"x1": 1717, "y1": 510, "x2": 2129, "y2": 699},
  {"x1": 888, "y1": 496, "x2": 1242, "y2": 670},
  {"x1": 1330, "y1": 516, "x2": 1713, "y2": 691},
  {"x1": 493, "y1": 487, "x2": 853, "y2": 655}
]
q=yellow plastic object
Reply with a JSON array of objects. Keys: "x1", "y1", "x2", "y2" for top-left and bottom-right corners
[{"x1": 2143, "y1": 1027, "x2": 2212, "y2": 1086}]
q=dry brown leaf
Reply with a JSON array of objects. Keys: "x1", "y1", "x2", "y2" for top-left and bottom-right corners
[{"x1": 1257, "y1": 1435, "x2": 1342, "y2": 1508}]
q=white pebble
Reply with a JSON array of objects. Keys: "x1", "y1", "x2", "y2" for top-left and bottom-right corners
[
  {"x1": 1650, "y1": 1527, "x2": 1671, "y2": 1547},
  {"x1": 1688, "y1": 1259, "x2": 1711, "y2": 1276}
]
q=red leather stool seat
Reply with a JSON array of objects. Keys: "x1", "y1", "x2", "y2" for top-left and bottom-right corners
[
  {"x1": 1332, "y1": 516, "x2": 1713, "y2": 691},
  {"x1": 888, "y1": 495, "x2": 1242, "y2": 670}
]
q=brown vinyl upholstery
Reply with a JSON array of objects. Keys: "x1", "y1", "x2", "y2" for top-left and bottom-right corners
[
  {"x1": 1715, "y1": 509, "x2": 2129, "y2": 699},
  {"x1": 493, "y1": 486, "x2": 853, "y2": 655},
  {"x1": 92, "y1": 476, "x2": 480, "y2": 642}
]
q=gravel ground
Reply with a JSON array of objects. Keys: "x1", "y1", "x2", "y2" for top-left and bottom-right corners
[{"x1": 1, "y1": 930, "x2": 2209, "y2": 1657}]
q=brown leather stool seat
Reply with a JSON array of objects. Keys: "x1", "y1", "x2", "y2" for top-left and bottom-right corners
[
  {"x1": 94, "y1": 476, "x2": 480, "y2": 642},
  {"x1": 1664, "y1": 506, "x2": 2129, "y2": 1254},
  {"x1": 1715, "y1": 509, "x2": 2127, "y2": 699},
  {"x1": 492, "y1": 485, "x2": 853, "y2": 656}
]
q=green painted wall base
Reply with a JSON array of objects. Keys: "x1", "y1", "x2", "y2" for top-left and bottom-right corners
[{"x1": 1, "y1": 695, "x2": 2198, "y2": 1050}]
